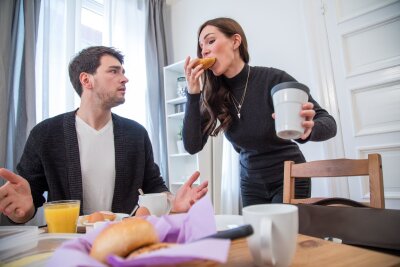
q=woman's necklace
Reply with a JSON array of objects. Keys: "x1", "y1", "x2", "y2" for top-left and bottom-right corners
[{"x1": 230, "y1": 66, "x2": 250, "y2": 119}]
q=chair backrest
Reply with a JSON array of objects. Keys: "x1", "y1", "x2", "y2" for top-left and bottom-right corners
[{"x1": 283, "y1": 153, "x2": 385, "y2": 208}]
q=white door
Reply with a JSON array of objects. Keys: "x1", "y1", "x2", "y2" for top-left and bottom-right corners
[{"x1": 322, "y1": 0, "x2": 400, "y2": 209}]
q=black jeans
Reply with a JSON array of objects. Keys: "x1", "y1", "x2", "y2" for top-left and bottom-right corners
[{"x1": 240, "y1": 177, "x2": 311, "y2": 207}]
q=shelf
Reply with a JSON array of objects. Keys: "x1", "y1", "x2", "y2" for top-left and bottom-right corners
[
  {"x1": 167, "y1": 112, "x2": 185, "y2": 119},
  {"x1": 166, "y1": 96, "x2": 186, "y2": 105},
  {"x1": 164, "y1": 60, "x2": 185, "y2": 73},
  {"x1": 164, "y1": 60, "x2": 213, "y2": 200},
  {"x1": 169, "y1": 152, "x2": 191, "y2": 157}
]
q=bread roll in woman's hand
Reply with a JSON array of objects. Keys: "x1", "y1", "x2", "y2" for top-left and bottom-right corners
[
  {"x1": 193, "y1": 57, "x2": 216, "y2": 70},
  {"x1": 90, "y1": 217, "x2": 159, "y2": 263}
]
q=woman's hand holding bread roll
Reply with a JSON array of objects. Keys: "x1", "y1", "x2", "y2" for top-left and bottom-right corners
[{"x1": 184, "y1": 57, "x2": 216, "y2": 94}]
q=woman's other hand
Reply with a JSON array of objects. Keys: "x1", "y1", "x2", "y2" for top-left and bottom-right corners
[{"x1": 300, "y1": 102, "x2": 315, "y2": 139}]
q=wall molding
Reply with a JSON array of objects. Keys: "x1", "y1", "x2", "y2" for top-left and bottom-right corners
[
  {"x1": 336, "y1": 0, "x2": 398, "y2": 24},
  {"x1": 358, "y1": 144, "x2": 400, "y2": 200},
  {"x1": 342, "y1": 16, "x2": 400, "y2": 77},
  {"x1": 350, "y1": 80, "x2": 400, "y2": 136}
]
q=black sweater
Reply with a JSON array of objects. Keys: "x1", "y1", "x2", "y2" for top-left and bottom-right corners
[
  {"x1": 183, "y1": 65, "x2": 337, "y2": 183},
  {"x1": 17, "y1": 111, "x2": 168, "y2": 215}
]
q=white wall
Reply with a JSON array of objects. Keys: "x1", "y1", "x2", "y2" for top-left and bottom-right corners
[
  {"x1": 167, "y1": 0, "x2": 312, "y2": 82},
  {"x1": 164, "y1": 0, "x2": 331, "y2": 196}
]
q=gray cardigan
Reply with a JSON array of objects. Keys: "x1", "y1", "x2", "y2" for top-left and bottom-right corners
[{"x1": 17, "y1": 110, "x2": 168, "y2": 215}]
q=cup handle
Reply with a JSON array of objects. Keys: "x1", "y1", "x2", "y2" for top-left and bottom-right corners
[
  {"x1": 260, "y1": 218, "x2": 276, "y2": 266},
  {"x1": 166, "y1": 196, "x2": 172, "y2": 214}
]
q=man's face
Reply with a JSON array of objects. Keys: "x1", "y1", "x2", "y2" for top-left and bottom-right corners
[{"x1": 90, "y1": 55, "x2": 129, "y2": 109}]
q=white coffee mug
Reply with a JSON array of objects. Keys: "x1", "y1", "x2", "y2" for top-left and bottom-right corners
[
  {"x1": 243, "y1": 204, "x2": 298, "y2": 267},
  {"x1": 138, "y1": 193, "x2": 172, "y2": 216},
  {"x1": 271, "y1": 82, "x2": 309, "y2": 140}
]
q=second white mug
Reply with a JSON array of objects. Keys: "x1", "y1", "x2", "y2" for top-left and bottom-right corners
[
  {"x1": 243, "y1": 204, "x2": 298, "y2": 267},
  {"x1": 138, "y1": 192, "x2": 172, "y2": 216}
]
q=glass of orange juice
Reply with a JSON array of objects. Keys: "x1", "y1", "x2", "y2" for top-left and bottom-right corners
[{"x1": 44, "y1": 200, "x2": 80, "y2": 233}]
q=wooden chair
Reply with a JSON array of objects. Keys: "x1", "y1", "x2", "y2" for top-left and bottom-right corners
[{"x1": 283, "y1": 153, "x2": 385, "y2": 208}]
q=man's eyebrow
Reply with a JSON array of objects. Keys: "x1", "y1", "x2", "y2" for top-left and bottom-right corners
[{"x1": 108, "y1": 65, "x2": 125, "y2": 74}]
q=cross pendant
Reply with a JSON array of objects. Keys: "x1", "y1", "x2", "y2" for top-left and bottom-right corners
[{"x1": 238, "y1": 113, "x2": 241, "y2": 119}]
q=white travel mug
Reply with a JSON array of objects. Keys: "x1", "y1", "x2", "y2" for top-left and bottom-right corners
[{"x1": 271, "y1": 82, "x2": 309, "y2": 140}]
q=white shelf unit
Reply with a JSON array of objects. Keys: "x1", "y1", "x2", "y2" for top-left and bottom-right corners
[{"x1": 163, "y1": 60, "x2": 212, "y2": 196}]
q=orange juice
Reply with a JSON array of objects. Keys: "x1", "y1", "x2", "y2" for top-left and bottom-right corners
[{"x1": 44, "y1": 200, "x2": 80, "y2": 233}]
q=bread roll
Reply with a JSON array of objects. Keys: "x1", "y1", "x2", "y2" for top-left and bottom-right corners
[
  {"x1": 127, "y1": 242, "x2": 174, "y2": 259},
  {"x1": 84, "y1": 211, "x2": 117, "y2": 224},
  {"x1": 87, "y1": 212, "x2": 104, "y2": 223},
  {"x1": 90, "y1": 218, "x2": 159, "y2": 263},
  {"x1": 193, "y1": 57, "x2": 216, "y2": 70},
  {"x1": 100, "y1": 211, "x2": 116, "y2": 221}
]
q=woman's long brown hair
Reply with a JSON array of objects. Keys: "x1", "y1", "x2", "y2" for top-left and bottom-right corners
[{"x1": 197, "y1": 17, "x2": 250, "y2": 137}]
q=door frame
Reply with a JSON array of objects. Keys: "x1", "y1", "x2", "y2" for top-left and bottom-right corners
[{"x1": 301, "y1": 0, "x2": 350, "y2": 198}]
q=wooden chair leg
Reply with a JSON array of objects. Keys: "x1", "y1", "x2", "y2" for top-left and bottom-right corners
[
  {"x1": 284, "y1": 161, "x2": 294, "y2": 204},
  {"x1": 368, "y1": 154, "x2": 385, "y2": 208}
]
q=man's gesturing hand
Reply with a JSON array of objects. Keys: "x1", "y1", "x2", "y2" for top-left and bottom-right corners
[
  {"x1": 171, "y1": 171, "x2": 208, "y2": 213},
  {"x1": 0, "y1": 168, "x2": 35, "y2": 223}
]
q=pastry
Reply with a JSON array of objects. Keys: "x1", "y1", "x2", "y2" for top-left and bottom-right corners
[
  {"x1": 90, "y1": 217, "x2": 159, "y2": 263},
  {"x1": 193, "y1": 57, "x2": 216, "y2": 70}
]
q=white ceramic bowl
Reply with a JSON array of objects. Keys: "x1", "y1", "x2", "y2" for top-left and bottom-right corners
[{"x1": 214, "y1": 215, "x2": 244, "y2": 231}]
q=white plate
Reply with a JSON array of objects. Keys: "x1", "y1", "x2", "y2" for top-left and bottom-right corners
[
  {"x1": 1, "y1": 233, "x2": 81, "y2": 265},
  {"x1": 214, "y1": 215, "x2": 244, "y2": 231},
  {"x1": 78, "y1": 213, "x2": 128, "y2": 227}
]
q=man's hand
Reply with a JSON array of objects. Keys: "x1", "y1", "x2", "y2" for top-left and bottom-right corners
[
  {"x1": 0, "y1": 168, "x2": 35, "y2": 223},
  {"x1": 171, "y1": 171, "x2": 208, "y2": 213}
]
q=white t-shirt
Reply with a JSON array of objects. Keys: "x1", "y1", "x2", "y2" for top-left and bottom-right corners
[{"x1": 76, "y1": 116, "x2": 115, "y2": 214}]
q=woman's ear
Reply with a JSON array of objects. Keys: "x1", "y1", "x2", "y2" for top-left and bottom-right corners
[
  {"x1": 232, "y1": 33, "x2": 242, "y2": 50},
  {"x1": 80, "y1": 72, "x2": 93, "y2": 90}
]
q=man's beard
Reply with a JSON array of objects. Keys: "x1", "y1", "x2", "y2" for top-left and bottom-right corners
[
  {"x1": 99, "y1": 91, "x2": 125, "y2": 109},
  {"x1": 102, "y1": 96, "x2": 125, "y2": 110},
  {"x1": 109, "y1": 97, "x2": 125, "y2": 108}
]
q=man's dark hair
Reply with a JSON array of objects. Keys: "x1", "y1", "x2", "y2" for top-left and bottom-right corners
[{"x1": 68, "y1": 46, "x2": 124, "y2": 96}]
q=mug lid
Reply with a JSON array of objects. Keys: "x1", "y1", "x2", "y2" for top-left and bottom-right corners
[{"x1": 271, "y1": 82, "x2": 310, "y2": 96}]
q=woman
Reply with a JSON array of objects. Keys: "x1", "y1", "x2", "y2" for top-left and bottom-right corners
[{"x1": 182, "y1": 17, "x2": 337, "y2": 207}]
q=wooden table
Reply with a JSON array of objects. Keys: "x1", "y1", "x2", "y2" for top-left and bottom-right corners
[
  {"x1": 221, "y1": 234, "x2": 400, "y2": 267},
  {"x1": 173, "y1": 234, "x2": 400, "y2": 267},
  {"x1": 19, "y1": 230, "x2": 400, "y2": 266}
]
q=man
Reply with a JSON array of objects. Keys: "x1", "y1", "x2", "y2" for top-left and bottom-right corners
[{"x1": 0, "y1": 46, "x2": 207, "y2": 224}]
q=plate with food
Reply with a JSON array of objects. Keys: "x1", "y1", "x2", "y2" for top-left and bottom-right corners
[{"x1": 78, "y1": 211, "x2": 129, "y2": 227}]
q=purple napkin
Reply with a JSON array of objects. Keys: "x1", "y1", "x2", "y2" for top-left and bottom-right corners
[{"x1": 47, "y1": 195, "x2": 230, "y2": 266}]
